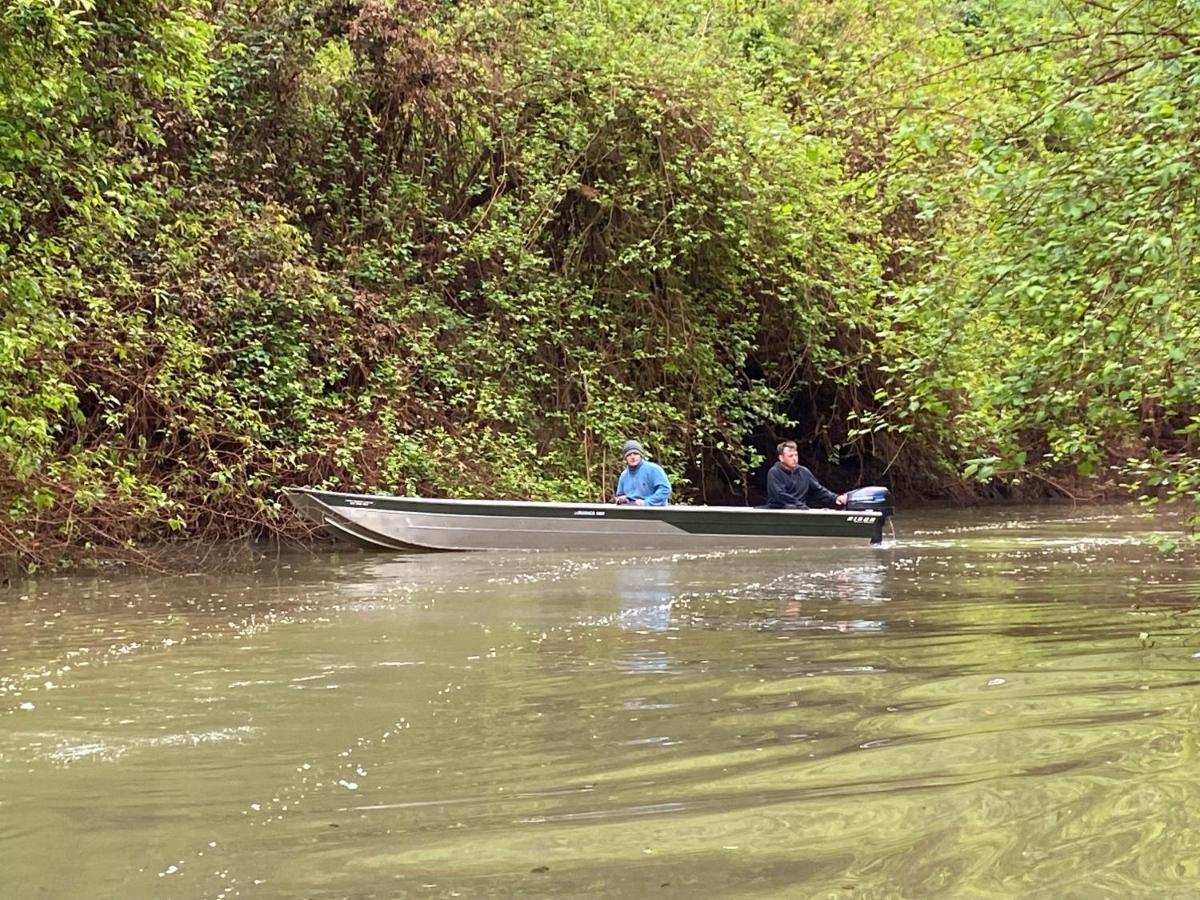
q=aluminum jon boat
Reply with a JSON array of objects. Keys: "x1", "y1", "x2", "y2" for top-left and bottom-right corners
[{"x1": 284, "y1": 487, "x2": 894, "y2": 552}]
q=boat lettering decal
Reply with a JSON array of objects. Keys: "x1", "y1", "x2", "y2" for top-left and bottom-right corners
[
  {"x1": 847, "y1": 515, "x2": 875, "y2": 524},
  {"x1": 345, "y1": 499, "x2": 375, "y2": 507},
  {"x1": 573, "y1": 509, "x2": 606, "y2": 517}
]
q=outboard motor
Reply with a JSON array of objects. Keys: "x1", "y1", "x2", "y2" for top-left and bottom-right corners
[{"x1": 844, "y1": 486, "x2": 893, "y2": 517}]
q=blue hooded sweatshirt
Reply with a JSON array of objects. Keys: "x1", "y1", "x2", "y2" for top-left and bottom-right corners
[{"x1": 615, "y1": 461, "x2": 671, "y2": 506}]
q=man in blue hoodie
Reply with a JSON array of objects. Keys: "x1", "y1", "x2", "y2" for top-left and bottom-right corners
[{"x1": 614, "y1": 440, "x2": 671, "y2": 506}]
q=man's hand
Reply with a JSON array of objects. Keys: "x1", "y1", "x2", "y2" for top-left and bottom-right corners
[
  {"x1": 615, "y1": 495, "x2": 629, "y2": 505},
  {"x1": 835, "y1": 493, "x2": 848, "y2": 507}
]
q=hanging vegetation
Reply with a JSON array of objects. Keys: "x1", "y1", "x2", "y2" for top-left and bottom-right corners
[{"x1": 2, "y1": 0, "x2": 1196, "y2": 568}]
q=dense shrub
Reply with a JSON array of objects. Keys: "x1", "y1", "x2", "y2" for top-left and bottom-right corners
[{"x1": 2, "y1": 0, "x2": 1197, "y2": 568}]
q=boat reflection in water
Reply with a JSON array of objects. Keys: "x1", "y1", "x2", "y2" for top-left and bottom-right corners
[{"x1": 336, "y1": 552, "x2": 890, "y2": 635}]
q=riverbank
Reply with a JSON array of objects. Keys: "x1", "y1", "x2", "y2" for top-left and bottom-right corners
[
  {"x1": 3, "y1": 494, "x2": 1194, "y2": 581},
  {"x1": 5, "y1": 1, "x2": 1197, "y2": 583}
]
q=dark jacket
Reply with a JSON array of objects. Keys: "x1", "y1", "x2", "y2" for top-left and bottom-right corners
[{"x1": 765, "y1": 463, "x2": 838, "y2": 509}]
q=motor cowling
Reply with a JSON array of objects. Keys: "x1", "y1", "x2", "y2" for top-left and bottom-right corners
[{"x1": 844, "y1": 486, "x2": 893, "y2": 516}]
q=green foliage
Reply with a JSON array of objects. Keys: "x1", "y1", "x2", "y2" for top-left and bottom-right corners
[
  {"x1": 2, "y1": 0, "x2": 1198, "y2": 567},
  {"x1": 826, "y1": 0, "x2": 1200, "y2": 517},
  {"x1": 1, "y1": 0, "x2": 884, "y2": 564}
]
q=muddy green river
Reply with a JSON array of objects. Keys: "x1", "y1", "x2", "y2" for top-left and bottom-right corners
[{"x1": 2, "y1": 506, "x2": 1199, "y2": 898}]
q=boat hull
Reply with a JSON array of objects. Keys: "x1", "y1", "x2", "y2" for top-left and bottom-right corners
[{"x1": 285, "y1": 489, "x2": 891, "y2": 552}]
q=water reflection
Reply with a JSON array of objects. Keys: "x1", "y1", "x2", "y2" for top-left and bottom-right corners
[
  {"x1": 636, "y1": 558, "x2": 894, "y2": 636},
  {"x1": 609, "y1": 565, "x2": 674, "y2": 676},
  {"x1": 769, "y1": 564, "x2": 890, "y2": 635},
  {"x1": 615, "y1": 566, "x2": 674, "y2": 633},
  {"x1": 5, "y1": 511, "x2": 1200, "y2": 899},
  {"x1": 603, "y1": 557, "x2": 895, "y2": 671}
]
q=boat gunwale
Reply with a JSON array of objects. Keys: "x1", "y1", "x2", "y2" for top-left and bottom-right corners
[
  {"x1": 286, "y1": 488, "x2": 887, "y2": 520},
  {"x1": 284, "y1": 488, "x2": 892, "y2": 548}
]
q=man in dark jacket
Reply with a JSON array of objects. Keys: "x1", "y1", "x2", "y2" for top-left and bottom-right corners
[{"x1": 766, "y1": 441, "x2": 847, "y2": 509}]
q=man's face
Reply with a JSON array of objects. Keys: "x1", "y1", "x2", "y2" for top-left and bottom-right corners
[
  {"x1": 779, "y1": 446, "x2": 799, "y2": 469},
  {"x1": 624, "y1": 451, "x2": 642, "y2": 468}
]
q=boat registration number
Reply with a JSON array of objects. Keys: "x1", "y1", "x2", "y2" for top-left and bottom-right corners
[{"x1": 847, "y1": 515, "x2": 876, "y2": 524}]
